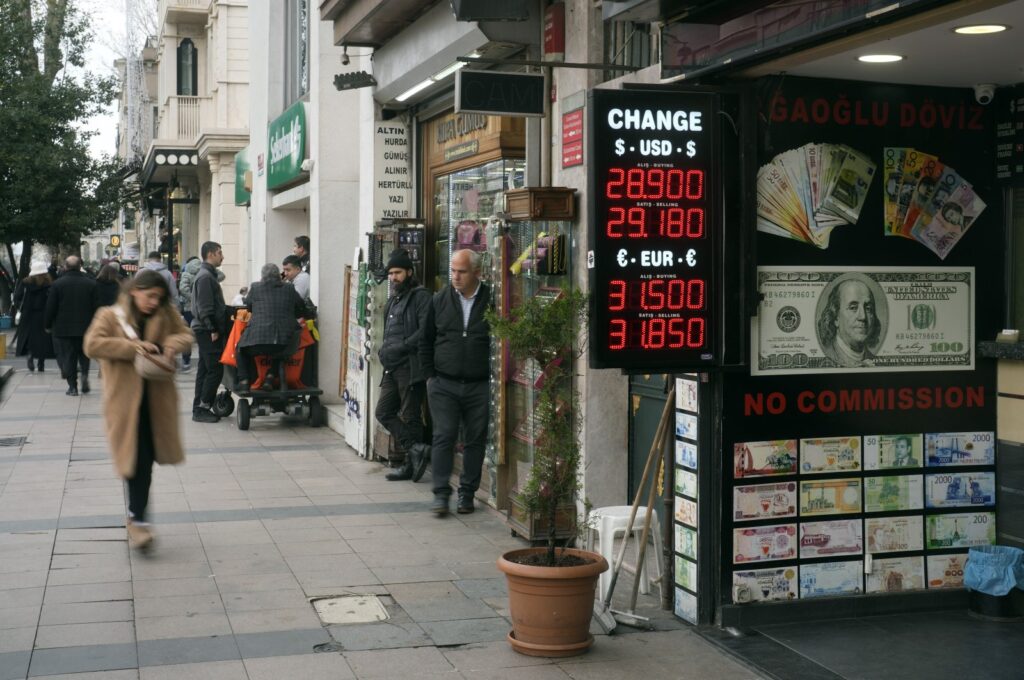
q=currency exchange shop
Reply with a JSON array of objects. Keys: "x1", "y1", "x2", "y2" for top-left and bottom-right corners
[{"x1": 595, "y1": 0, "x2": 1024, "y2": 627}]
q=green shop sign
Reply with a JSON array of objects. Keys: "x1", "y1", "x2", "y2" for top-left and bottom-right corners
[
  {"x1": 234, "y1": 146, "x2": 251, "y2": 205},
  {"x1": 267, "y1": 101, "x2": 307, "y2": 189}
]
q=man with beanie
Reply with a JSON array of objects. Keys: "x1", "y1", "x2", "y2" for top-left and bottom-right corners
[
  {"x1": 375, "y1": 249, "x2": 432, "y2": 481},
  {"x1": 418, "y1": 249, "x2": 492, "y2": 516}
]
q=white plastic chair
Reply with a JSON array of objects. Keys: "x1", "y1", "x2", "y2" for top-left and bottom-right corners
[{"x1": 585, "y1": 506, "x2": 664, "y2": 603}]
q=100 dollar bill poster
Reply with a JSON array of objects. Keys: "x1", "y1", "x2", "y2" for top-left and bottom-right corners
[{"x1": 752, "y1": 266, "x2": 974, "y2": 375}]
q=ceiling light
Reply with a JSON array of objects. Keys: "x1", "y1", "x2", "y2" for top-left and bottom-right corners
[
  {"x1": 857, "y1": 54, "x2": 904, "y2": 63},
  {"x1": 395, "y1": 78, "x2": 433, "y2": 102},
  {"x1": 954, "y1": 24, "x2": 1008, "y2": 35},
  {"x1": 432, "y1": 61, "x2": 466, "y2": 81}
]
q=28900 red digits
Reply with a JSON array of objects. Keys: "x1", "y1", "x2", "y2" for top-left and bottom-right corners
[{"x1": 605, "y1": 167, "x2": 704, "y2": 200}]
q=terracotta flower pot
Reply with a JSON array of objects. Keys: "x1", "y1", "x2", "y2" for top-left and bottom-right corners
[{"x1": 497, "y1": 547, "x2": 609, "y2": 657}]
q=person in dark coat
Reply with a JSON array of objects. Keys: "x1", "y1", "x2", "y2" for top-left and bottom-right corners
[
  {"x1": 235, "y1": 263, "x2": 306, "y2": 391},
  {"x1": 190, "y1": 242, "x2": 226, "y2": 422},
  {"x1": 375, "y1": 249, "x2": 432, "y2": 482},
  {"x1": 44, "y1": 256, "x2": 100, "y2": 395},
  {"x1": 96, "y1": 264, "x2": 122, "y2": 307},
  {"x1": 14, "y1": 264, "x2": 56, "y2": 371}
]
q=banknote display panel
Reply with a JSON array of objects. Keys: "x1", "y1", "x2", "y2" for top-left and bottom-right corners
[
  {"x1": 926, "y1": 554, "x2": 967, "y2": 589},
  {"x1": 926, "y1": 512, "x2": 995, "y2": 549},
  {"x1": 866, "y1": 556, "x2": 925, "y2": 593},
  {"x1": 753, "y1": 266, "x2": 974, "y2": 376},
  {"x1": 799, "y1": 479, "x2": 862, "y2": 516},
  {"x1": 733, "y1": 567, "x2": 798, "y2": 603},
  {"x1": 863, "y1": 434, "x2": 923, "y2": 470},
  {"x1": 675, "y1": 497, "x2": 697, "y2": 527},
  {"x1": 734, "y1": 440, "x2": 798, "y2": 479},
  {"x1": 677, "y1": 377, "x2": 699, "y2": 413},
  {"x1": 800, "y1": 436, "x2": 861, "y2": 474},
  {"x1": 734, "y1": 482, "x2": 797, "y2": 522},
  {"x1": 865, "y1": 515, "x2": 924, "y2": 554},
  {"x1": 675, "y1": 588, "x2": 697, "y2": 624},
  {"x1": 925, "y1": 432, "x2": 995, "y2": 467},
  {"x1": 863, "y1": 475, "x2": 924, "y2": 513},
  {"x1": 675, "y1": 555, "x2": 698, "y2": 591},
  {"x1": 799, "y1": 560, "x2": 863, "y2": 598},
  {"x1": 676, "y1": 524, "x2": 698, "y2": 560},
  {"x1": 733, "y1": 524, "x2": 798, "y2": 564},
  {"x1": 676, "y1": 440, "x2": 698, "y2": 470},
  {"x1": 676, "y1": 468, "x2": 698, "y2": 499},
  {"x1": 799, "y1": 519, "x2": 863, "y2": 558},
  {"x1": 925, "y1": 471, "x2": 995, "y2": 508}
]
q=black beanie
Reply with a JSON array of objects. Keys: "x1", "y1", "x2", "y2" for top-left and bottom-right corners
[{"x1": 386, "y1": 249, "x2": 413, "y2": 271}]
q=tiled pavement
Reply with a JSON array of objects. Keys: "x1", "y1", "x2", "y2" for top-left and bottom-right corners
[{"x1": 0, "y1": 364, "x2": 763, "y2": 680}]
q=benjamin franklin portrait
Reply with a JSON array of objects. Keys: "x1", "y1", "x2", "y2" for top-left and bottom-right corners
[{"x1": 815, "y1": 274, "x2": 888, "y2": 368}]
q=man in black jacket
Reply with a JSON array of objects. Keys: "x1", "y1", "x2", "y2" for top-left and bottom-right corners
[
  {"x1": 190, "y1": 241, "x2": 226, "y2": 423},
  {"x1": 375, "y1": 249, "x2": 431, "y2": 482},
  {"x1": 419, "y1": 249, "x2": 491, "y2": 516},
  {"x1": 44, "y1": 256, "x2": 99, "y2": 396}
]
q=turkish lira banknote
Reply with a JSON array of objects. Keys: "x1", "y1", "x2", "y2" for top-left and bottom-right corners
[
  {"x1": 925, "y1": 471, "x2": 996, "y2": 508},
  {"x1": 866, "y1": 556, "x2": 925, "y2": 593},
  {"x1": 925, "y1": 432, "x2": 995, "y2": 467},
  {"x1": 800, "y1": 560, "x2": 863, "y2": 598},
  {"x1": 864, "y1": 475, "x2": 924, "y2": 513},
  {"x1": 799, "y1": 479, "x2": 862, "y2": 516},
  {"x1": 864, "y1": 434, "x2": 923, "y2": 470},
  {"x1": 733, "y1": 524, "x2": 798, "y2": 564},
  {"x1": 926, "y1": 512, "x2": 995, "y2": 549},
  {"x1": 733, "y1": 566, "x2": 798, "y2": 603},
  {"x1": 733, "y1": 440, "x2": 798, "y2": 479},
  {"x1": 927, "y1": 553, "x2": 967, "y2": 589},
  {"x1": 799, "y1": 519, "x2": 863, "y2": 558},
  {"x1": 754, "y1": 266, "x2": 974, "y2": 375},
  {"x1": 865, "y1": 515, "x2": 924, "y2": 553},
  {"x1": 734, "y1": 482, "x2": 797, "y2": 522},
  {"x1": 800, "y1": 436, "x2": 861, "y2": 474}
]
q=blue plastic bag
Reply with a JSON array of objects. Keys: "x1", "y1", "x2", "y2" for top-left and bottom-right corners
[{"x1": 965, "y1": 546, "x2": 1024, "y2": 597}]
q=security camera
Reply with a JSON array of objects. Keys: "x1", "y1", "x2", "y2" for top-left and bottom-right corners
[
  {"x1": 341, "y1": 48, "x2": 350, "y2": 66},
  {"x1": 974, "y1": 83, "x2": 996, "y2": 105}
]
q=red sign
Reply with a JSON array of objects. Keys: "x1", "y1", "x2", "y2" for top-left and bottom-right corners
[
  {"x1": 544, "y1": 3, "x2": 565, "y2": 61},
  {"x1": 561, "y1": 108, "x2": 583, "y2": 168}
]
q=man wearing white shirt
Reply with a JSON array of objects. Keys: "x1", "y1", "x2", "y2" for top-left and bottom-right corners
[{"x1": 282, "y1": 255, "x2": 310, "y2": 301}]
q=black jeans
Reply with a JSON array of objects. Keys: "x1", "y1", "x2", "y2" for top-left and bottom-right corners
[
  {"x1": 375, "y1": 364, "x2": 425, "y2": 451},
  {"x1": 182, "y1": 312, "x2": 193, "y2": 363},
  {"x1": 193, "y1": 329, "x2": 224, "y2": 411},
  {"x1": 54, "y1": 336, "x2": 89, "y2": 387},
  {"x1": 427, "y1": 376, "x2": 489, "y2": 498},
  {"x1": 127, "y1": 384, "x2": 155, "y2": 522},
  {"x1": 236, "y1": 343, "x2": 287, "y2": 384}
]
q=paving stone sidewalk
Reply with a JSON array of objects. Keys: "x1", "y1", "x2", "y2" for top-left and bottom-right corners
[{"x1": 0, "y1": 365, "x2": 763, "y2": 680}]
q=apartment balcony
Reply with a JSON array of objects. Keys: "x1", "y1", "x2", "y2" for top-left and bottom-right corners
[
  {"x1": 156, "y1": 95, "x2": 214, "y2": 144},
  {"x1": 160, "y1": 0, "x2": 210, "y2": 26}
]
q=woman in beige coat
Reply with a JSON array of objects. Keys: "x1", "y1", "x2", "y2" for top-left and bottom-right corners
[{"x1": 84, "y1": 270, "x2": 194, "y2": 549}]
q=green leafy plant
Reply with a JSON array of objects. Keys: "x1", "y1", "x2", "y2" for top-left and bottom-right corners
[{"x1": 488, "y1": 289, "x2": 588, "y2": 566}]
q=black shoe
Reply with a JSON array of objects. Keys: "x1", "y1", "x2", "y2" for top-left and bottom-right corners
[
  {"x1": 261, "y1": 375, "x2": 276, "y2": 392},
  {"x1": 65, "y1": 386, "x2": 79, "y2": 396},
  {"x1": 27, "y1": 358, "x2": 34, "y2": 371},
  {"x1": 38, "y1": 362, "x2": 44, "y2": 372},
  {"x1": 410, "y1": 443, "x2": 431, "y2": 483},
  {"x1": 385, "y1": 463, "x2": 413, "y2": 481},
  {"x1": 431, "y1": 495, "x2": 450, "y2": 517},
  {"x1": 192, "y1": 409, "x2": 219, "y2": 423},
  {"x1": 457, "y1": 494, "x2": 475, "y2": 514},
  {"x1": 80, "y1": 377, "x2": 90, "y2": 394},
  {"x1": 236, "y1": 380, "x2": 250, "y2": 393}
]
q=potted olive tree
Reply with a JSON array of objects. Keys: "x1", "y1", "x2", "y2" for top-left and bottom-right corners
[{"x1": 488, "y1": 289, "x2": 608, "y2": 657}]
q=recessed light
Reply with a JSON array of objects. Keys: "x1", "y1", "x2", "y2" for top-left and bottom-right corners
[
  {"x1": 954, "y1": 24, "x2": 1008, "y2": 35},
  {"x1": 857, "y1": 54, "x2": 904, "y2": 63}
]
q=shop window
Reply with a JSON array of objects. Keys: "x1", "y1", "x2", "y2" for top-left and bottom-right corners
[
  {"x1": 1011, "y1": 188, "x2": 1024, "y2": 330},
  {"x1": 603, "y1": 21, "x2": 654, "y2": 83},
  {"x1": 176, "y1": 38, "x2": 198, "y2": 96},
  {"x1": 284, "y1": 0, "x2": 310, "y2": 104}
]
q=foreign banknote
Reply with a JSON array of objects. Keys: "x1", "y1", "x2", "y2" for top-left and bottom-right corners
[
  {"x1": 925, "y1": 432, "x2": 995, "y2": 467},
  {"x1": 675, "y1": 497, "x2": 697, "y2": 526},
  {"x1": 865, "y1": 515, "x2": 924, "y2": 553},
  {"x1": 676, "y1": 468, "x2": 698, "y2": 499},
  {"x1": 800, "y1": 436, "x2": 861, "y2": 474},
  {"x1": 734, "y1": 440, "x2": 798, "y2": 478},
  {"x1": 926, "y1": 512, "x2": 995, "y2": 549},
  {"x1": 912, "y1": 182, "x2": 987, "y2": 260},
  {"x1": 864, "y1": 475, "x2": 924, "y2": 513},
  {"x1": 676, "y1": 413, "x2": 698, "y2": 440},
  {"x1": 927, "y1": 553, "x2": 967, "y2": 589},
  {"x1": 864, "y1": 434, "x2": 923, "y2": 470},
  {"x1": 925, "y1": 471, "x2": 996, "y2": 508},
  {"x1": 734, "y1": 482, "x2": 797, "y2": 522},
  {"x1": 677, "y1": 378, "x2": 699, "y2": 413},
  {"x1": 675, "y1": 555, "x2": 698, "y2": 591},
  {"x1": 799, "y1": 479, "x2": 861, "y2": 516},
  {"x1": 733, "y1": 567, "x2": 798, "y2": 603},
  {"x1": 676, "y1": 440, "x2": 698, "y2": 470},
  {"x1": 676, "y1": 524, "x2": 698, "y2": 560},
  {"x1": 800, "y1": 560, "x2": 863, "y2": 598},
  {"x1": 733, "y1": 524, "x2": 798, "y2": 564},
  {"x1": 754, "y1": 266, "x2": 974, "y2": 375},
  {"x1": 675, "y1": 588, "x2": 697, "y2": 624},
  {"x1": 799, "y1": 519, "x2": 863, "y2": 558},
  {"x1": 866, "y1": 556, "x2": 925, "y2": 593}
]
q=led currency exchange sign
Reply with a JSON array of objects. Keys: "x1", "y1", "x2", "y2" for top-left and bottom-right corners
[{"x1": 588, "y1": 89, "x2": 719, "y2": 370}]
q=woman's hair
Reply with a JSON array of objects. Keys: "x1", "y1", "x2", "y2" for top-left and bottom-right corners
[
  {"x1": 25, "y1": 273, "x2": 52, "y2": 287},
  {"x1": 125, "y1": 269, "x2": 171, "y2": 308},
  {"x1": 96, "y1": 264, "x2": 121, "y2": 283},
  {"x1": 261, "y1": 263, "x2": 281, "y2": 283}
]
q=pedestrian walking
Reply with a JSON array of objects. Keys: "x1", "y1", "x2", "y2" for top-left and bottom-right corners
[
  {"x1": 178, "y1": 256, "x2": 202, "y2": 371},
  {"x1": 14, "y1": 263, "x2": 55, "y2": 372},
  {"x1": 190, "y1": 241, "x2": 227, "y2": 422},
  {"x1": 139, "y1": 251, "x2": 180, "y2": 308},
  {"x1": 96, "y1": 264, "x2": 122, "y2": 307},
  {"x1": 375, "y1": 249, "x2": 431, "y2": 482},
  {"x1": 418, "y1": 249, "x2": 492, "y2": 516},
  {"x1": 84, "y1": 270, "x2": 194, "y2": 550},
  {"x1": 44, "y1": 256, "x2": 99, "y2": 395},
  {"x1": 235, "y1": 263, "x2": 306, "y2": 391}
]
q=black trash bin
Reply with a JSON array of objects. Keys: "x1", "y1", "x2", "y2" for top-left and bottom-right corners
[{"x1": 965, "y1": 546, "x2": 1024, "y2": 621}]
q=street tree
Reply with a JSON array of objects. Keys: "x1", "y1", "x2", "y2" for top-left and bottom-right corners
[{"x1": 0, "y1": 0, "x2": 126, "y2": 302}]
